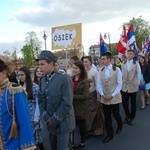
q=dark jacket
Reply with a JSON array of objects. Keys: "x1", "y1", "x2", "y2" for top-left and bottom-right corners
[
  {"x1": 143, "y1": 64, "x2": 150, "y2": 84},
  {"x1": 73, "y1": 78, "x2": 90, "y2": 120}
]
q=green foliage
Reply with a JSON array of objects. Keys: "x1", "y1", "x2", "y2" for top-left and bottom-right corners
[
  {"x1": 20, "y1": 31, "x2": 42, "y2": 67},
  {"x1": 25, "y1": 31, "x2": 42, "y2": 59},
  {"x1": 111, "y1": 44, "x2": 118, "y2": 56},
  {"x1": 21, "y1": 45, "x2": 35, "y2": 67},
  {"x1": 124, "y1": 16, "x2": 150, "y2": 50}
]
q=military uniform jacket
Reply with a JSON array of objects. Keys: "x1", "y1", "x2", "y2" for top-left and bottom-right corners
[{"x1": 38, "y1": 69, "x2": 75, "y2": 134}]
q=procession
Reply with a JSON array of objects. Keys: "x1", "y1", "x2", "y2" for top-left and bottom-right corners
[
  {"x1": 1, "y1": 0, "x2": 150, "y2": 149},
  {"x1": 1, "y1": 35, "x2": 150, "y2": 149}
]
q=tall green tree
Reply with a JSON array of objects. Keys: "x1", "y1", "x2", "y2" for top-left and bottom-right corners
[
  {"x1": 21, "y1": 45, "x2": 35, "y2": 67},
  {"x1": 25, "y1": 31, "x2": 42, "y2": 59},
  {"x1": 124, "y1": 16, "x2": 150, "y2": 50}
]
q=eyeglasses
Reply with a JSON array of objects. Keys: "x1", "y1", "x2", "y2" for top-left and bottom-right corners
[{"x1": 18, "y1": 74, "x2": 25, "y2": 77}]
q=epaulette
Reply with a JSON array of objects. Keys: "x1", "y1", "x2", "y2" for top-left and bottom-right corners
[
  {"x1": 8, "y1": 83, "x2": 23, "y2": 94},
  {"x1": 58, "y1": 70, "x2": 66, "y2": 75},
  {"x1": 8, "y1": 83, "x2": 23, "y2": 138},
  {"x1": 101, "y1": 67, "x2": 105, "y2": 71}
]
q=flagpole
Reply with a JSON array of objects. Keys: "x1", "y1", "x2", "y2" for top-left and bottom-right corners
[
  {"x1": 104, "y1": 32, "x2": 111, "y2": 52},
  {"x1": 65, "y1": 48, "x2": 68, "y2": 71}
]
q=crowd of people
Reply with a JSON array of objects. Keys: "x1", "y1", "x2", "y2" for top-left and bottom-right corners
[{"x1": 0, "y1": 49, "x2": 150, "y2": 150}]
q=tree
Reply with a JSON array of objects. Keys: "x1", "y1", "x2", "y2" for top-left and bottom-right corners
[
  {"x1": 25, "y1": 31, "x2": 42, "y2": 59},
  {"x1": 3, "y1": 50, "x2": 11, "y2": 57},
  {"x1": 11, "y1": 48, "x2": 18, "y2": 69},
  {"x1": 21, "y1": 45, "x2": 35, "y2": 67},
  {"x1": 124, "y1": 16, "x2": 150, "y2": 50}
]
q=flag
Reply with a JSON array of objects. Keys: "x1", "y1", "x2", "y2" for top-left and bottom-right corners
[
  {"x1": 100, "y1": 33, "x2": 107, "y2": 57},
  {"x1": 127, "y1": 24, "x2": 136, "y2": 46},
  {"x1": 132, "y1": 42, "x2": 140, "y2": 61},
  {"x1": 117, "y1": 25, "x2": 128, "y2": 54},
  {"x1": 146, "y1": 34, "x2": 150, "y2": 53},
  {"x1": 142, "y1": 36, "x2": 148, "y2": 54}
]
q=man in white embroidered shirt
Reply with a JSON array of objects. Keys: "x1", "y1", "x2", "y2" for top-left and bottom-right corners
[{"x1": 97, "y1": 52, "x2": 123, "y2": 143}]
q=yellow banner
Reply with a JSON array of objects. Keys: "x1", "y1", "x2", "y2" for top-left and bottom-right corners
[{"x1": 51, "y1": 23, "x2": 82, "y2": 50}]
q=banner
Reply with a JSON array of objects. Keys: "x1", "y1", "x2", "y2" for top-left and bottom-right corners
[{"x1": 52, "y1": 23, "x2": 82, "y2": 50}]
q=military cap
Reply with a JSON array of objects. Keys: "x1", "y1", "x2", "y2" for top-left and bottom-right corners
[{"x1": 36, "y1": 50, "x2": 57, "y2": 62}]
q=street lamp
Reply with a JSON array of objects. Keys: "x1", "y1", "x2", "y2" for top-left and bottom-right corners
[
  {"x1": 104, "y1": 33, "x2": 111, "y2": 52},
  {"x1": 36, "y1": 47, "x2": 38, "y2": 56},
  {"x1": 90, "y1": 46, "x2": 96, "y2": 63},
  {"x1": 43, "y1": 31, "x2": 47, "y2": 50}
]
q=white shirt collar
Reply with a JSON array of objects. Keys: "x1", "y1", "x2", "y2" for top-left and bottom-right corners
[
  {"x1": 105, "y1": 64, "x2": 112, "y2": 69},
  {"x1": 127, "y1": 59, "x2": 133, "y2": 63}
]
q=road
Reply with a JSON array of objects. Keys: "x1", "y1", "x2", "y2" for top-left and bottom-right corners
[{"x1": 40, "y1": 92, "x2": 150, "y2": 150}]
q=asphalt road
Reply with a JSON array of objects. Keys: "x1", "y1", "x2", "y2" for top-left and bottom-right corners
[{"x1": 40, "y1": 92, "x2": 150, "y2": 150}]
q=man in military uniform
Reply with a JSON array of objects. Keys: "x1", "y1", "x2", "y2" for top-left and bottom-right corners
[{"x1": 36, "y1": 50, "x2": 75, "y2": 150}]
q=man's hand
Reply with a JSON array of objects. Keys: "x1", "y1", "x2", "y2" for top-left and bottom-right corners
[
  {"x1": 46, "y1": 120, "x2": 56, "y2": 128},
  {"x1": 103, "y1": 95, "x2": 113, "y2": 101}
]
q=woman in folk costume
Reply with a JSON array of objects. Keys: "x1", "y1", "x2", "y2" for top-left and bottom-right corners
[
  {"x1": 83, "y1": 56, "x2": 105, "y2": 137},
  {"x1": 18, "y1": 66, "x2": 45, "y2": 150},
  {"x1": 0, "y1": 55, "x2": 36, "y2": 150}
]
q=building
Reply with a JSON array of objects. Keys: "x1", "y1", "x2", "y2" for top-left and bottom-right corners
[
  {"x1": 89, "y1": 43, "x2": 117, "y2": 59},
  {"x1": 55, "y1": 48, "x2": 84, "y2": 68}
]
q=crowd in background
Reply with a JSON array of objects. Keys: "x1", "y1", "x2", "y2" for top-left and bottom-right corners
[{"x1": 1, "y1": 49, "x2": 150, "y2": 150}]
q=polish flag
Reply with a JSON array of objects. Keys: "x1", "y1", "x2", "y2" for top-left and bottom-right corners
[{"x1": 117, "y1": 26, "x2": 128, "y2": 54}]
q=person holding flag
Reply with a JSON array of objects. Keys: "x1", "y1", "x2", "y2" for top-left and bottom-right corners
[{"x1": 121, "y1": 49, "x2": 141, "y2": 125}]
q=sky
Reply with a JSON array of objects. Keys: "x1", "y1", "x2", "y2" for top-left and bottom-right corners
[{"x1": 0, "y1": 0, "x2": 150, "y2": 56}]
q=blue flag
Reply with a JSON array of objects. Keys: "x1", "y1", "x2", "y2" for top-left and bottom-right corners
[
  {"x1": 147, "y1": 41, "x2": 150, "y2": 53},
  {"x1": 100, "y1": 33, "x2": 107, "y2": 57},
  {"x1": 132, "y1": 43, "x2": 138, "y2": 61}
]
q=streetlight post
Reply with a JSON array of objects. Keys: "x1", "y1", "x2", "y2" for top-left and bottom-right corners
[
  {"x1": 36, "y1": 47, "x2": 38, "y2": 56},
  {"x1": 104, "y1": 33, "x2": 111, "y2": 52},
  {"x1": 43, "y1": 31, "x2": 47, "y2": 50},
  {"x1": 90, "y1": 46, "x2": 95, "y2": 64}
]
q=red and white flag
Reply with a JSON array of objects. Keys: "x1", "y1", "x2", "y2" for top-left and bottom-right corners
[{"x1": 117, "y1": 26, "x2": 128, "y2": 54}]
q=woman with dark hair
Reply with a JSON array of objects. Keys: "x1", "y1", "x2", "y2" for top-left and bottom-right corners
[
  {"x1": 33, "y1": 67, "x2": 43, "y2": 85},
  {"x1": 83, "y1": 56, "x2": 105, "y2": 137},
  {"x1": 18, "y1": 66, "x2": 45, "y2": 150},
  {"x1": 8, "y1": 71, "x2": 18, "y2": 83},
  {"x1": 72, "y1": 60, "x2": 90, "y2": 149},
  {"x1": 138, "y1": 54, "x2": 150, "y2": 109}
]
